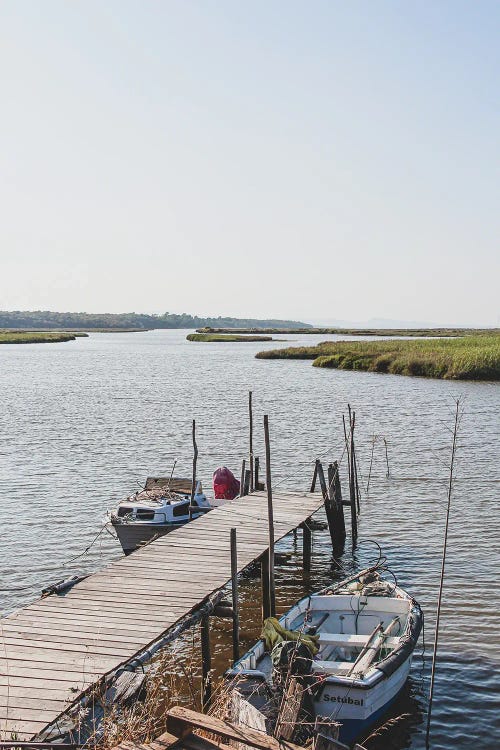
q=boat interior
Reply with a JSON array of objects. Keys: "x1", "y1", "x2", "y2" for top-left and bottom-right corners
[{"x1": 237, "y1": 593, "x2": 411, "y2": 680}]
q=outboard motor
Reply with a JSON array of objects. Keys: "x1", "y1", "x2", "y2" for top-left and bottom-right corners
[{"x1": 213, "y1": 466, "x2": 240, "y2": 500}]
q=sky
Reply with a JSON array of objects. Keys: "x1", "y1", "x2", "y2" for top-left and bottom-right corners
[{"x1": 0, "y1": 1, "x2": 498, "y2": 325}]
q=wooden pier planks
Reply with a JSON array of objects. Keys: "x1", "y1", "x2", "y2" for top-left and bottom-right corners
[{"x1": 0, "y1": 490, "x2": 323, "y2": 740}]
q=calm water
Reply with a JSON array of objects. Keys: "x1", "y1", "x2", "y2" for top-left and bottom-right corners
[{"x1": 0, "y1": 330, "x2": 498, "y2": 748}]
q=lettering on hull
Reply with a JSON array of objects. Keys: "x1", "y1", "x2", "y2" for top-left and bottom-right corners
[{"x1": 322, "y1": 694, "x2": 364, "y2": 707}]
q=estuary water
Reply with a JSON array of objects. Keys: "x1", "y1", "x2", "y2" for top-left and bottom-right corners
[{"x1": 0, "y1": 330, "x2": 498, "y2": 748}]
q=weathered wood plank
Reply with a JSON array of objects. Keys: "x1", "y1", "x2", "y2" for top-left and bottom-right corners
[{"x1": 0, "y1": 490, "x2": 324, "y2": 740}]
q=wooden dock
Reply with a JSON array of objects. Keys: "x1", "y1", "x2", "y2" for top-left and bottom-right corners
[{"x1": 0, "y1": 490, "x2": 326, "y2": 740}]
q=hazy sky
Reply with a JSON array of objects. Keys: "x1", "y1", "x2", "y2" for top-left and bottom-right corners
[{"x1": 1, "y1": 1, "x2": 498, "y2": 325}]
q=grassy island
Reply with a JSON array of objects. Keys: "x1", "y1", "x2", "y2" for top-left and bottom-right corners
[
  {"x1": 0, "y1": 331, "x2": 88, "y2": 344},
  {"x1": 198, "y1": 326, "x2": 493, "y2": 337},
  {"x1": 256, "y1": 334, "x2": 500, "y2": 380},
  {"x1": 187, "y1": 333, "x2": 273, "y2": 342}
]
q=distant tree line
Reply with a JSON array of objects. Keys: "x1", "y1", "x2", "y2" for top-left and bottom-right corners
[{"x1": 0, "y1": 310, "x2": 309, "y2": 331}]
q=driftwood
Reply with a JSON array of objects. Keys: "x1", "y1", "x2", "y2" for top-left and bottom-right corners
[{"x1": 275, "y1": 678, "x2": 303, "y2": 741}]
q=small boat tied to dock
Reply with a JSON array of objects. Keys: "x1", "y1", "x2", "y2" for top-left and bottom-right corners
[
  {"x1": 108, "y1": 476, "x2": 211, "y2": 555},
  {"x1": 226, "y1": 567, "x2": 422, "y2": 746},
  {"x1": 109, "y1": 467, "x2": 241, "y2": 555}
]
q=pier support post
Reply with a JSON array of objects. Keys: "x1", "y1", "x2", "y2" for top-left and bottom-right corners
[
  {"x1": 347, "y1": 408, "x2": 358, "y2": 544},
  {"x1": 310, "y1": 460, "x2": 318, "y2": 492},
  {"x1": 249, "y1": 391, "x2": 254, "y2": 492},
  {"x1": 239, "y1": 459, "x2": 246, "y2": 497},
  {"x1": 264, "y1": 415, "x2": 276, "y2": 618},
  {"x1": 254, "y1": 456, "x2": 260, "y2": 490},
  {"x1": 328, "y1": 461, "x2": 346, "y2": 552},
  {"x1": 261, "y1": 552, "x2": 270, "y2": 620},
  {"x1": 200, "y1": 614, "x2": 212, "y2": 710},
  {"x1": 230, "y1": 528, "x2": 240, "y2": 663},
  {"x1": 302, "y1": 522, "x2": 312, "y2": 576},
  {"x1": 244, "y1": 469, "x2": 251, "y2": 497},
  {"x1": 190, "y1": 419, "x2": 198, "y2": 520}
]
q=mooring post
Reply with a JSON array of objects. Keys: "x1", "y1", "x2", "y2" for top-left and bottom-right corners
[
  {"x1": 230, "y1": 527, "x2": 240, "y2": 663},
  {"x1": 254, "y1": 456, "x2": 260, "y2": 490},
  {"x1": 332, "y1": 460, "x2": 346, "y2": 543},
  {"x1": 302, "y1": 522, "x2": 312, "y2": 576},
  {"x1": 239, "y1": 459, "x2": 246, "y2": 497},
  {"x1": 190, "y1": 419, "x2": 198, "y2": 521},
  {"x1": 328, "y1": 462, "x2": 346, "y2": 551},
  {"x1": 322, "y1": 461, "x2": 337, "y2": 548},
  {"x1": 263, "y1": 414, "x2": 276, "y2": 618},
  {"x1": 310, "y1": 460, "x2": 319, "y2": 492},
  {"x1": 261, "y1": 552, "x2": 270, "y2": 620},
  {"x1": 348, "y1": 412, "x2": 358, "y2": 543},
  {"x1": 383, "y1": 437, "x2": 390, "y2": 478},
  {"x1": 249, "y1": 391, "x2": 254, "y2": 492},
  {"x1": 200, "y1": 613, "x2": 212, "y2": 709},
  {"x1": 244, "y1": 469, "x2": 251, "y2": 496},
  {"x1": 316, "y1": 460, "x2": 328, "y2": 499}
]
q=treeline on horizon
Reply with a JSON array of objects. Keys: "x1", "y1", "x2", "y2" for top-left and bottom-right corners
[{"x1": 0, "y1": 310, "x2": 309, "y2": 331}]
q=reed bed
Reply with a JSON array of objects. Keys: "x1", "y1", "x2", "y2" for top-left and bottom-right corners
[{"x1": 256, "y1": 335, "x2": 500, "y2": 380}]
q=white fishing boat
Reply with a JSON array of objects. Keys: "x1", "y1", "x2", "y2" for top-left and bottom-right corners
[
  {"x1": 109, "y1": 476, "x2": 211, "y2": 555},
  {"x1": 227, "y1": 568, "x2": 422, "y2": 746}
]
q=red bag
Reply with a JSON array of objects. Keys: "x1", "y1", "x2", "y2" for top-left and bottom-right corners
[{"x1": 213, "y1": 466, "x2": 240, "y2": 500}]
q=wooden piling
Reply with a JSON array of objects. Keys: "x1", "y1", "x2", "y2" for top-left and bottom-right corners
[
  {"x1": 261, "y1": 552, "x2": 270, "y2": 620},
  {"x1": 310, "y1": 460, "x2": 318, "y2": 492},
  {"x1": 328, "y1": 461, "x2": 346, "y2": 550},
  {"x1": 383, "y1": 437, "x2": 390, "y2": 477},
  {"x1": 316, "y1": 460, "x2": 329, "y2": 499},
  {"x1": 190, "y1": 419, "x2": 198, "y2": 521},
  {"x1": 249, "y1": 391, "x2": 254, "y2": 491},
  {"x1": 263, "y1": 415, "x2": 276, "y2": 618},
  {"x1": 244, "y1": 469, "x2": 251, "y2": 496},
  {"x1": 230, "y1": 527, "x2": 240, "y2": 663},
  {"x1": 254, "y1": 456, "x2": 260, "y2": 490},
  {"x1": 200, "y1": 614, "x2": 212, "y2": 709},
  {"x1": 322, "y1": 461, "x2": 337, "y2": 548},
  {"x1": 240, "y1": 459, "x2": 246, "y2": 497},
  {"x1": 302, "y1": 521, "x2": 312, "y2": 576},
  {"x1": 348, "y1": 412, "x2": 358, "y2": 543}
]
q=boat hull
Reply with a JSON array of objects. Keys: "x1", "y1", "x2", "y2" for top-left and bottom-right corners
[
  {"x1": 112, "y1": 521, "x2": 183, "y2": 555},
  {"x1": 313, "y1": 656, "x2": 412, "y2": 743}
]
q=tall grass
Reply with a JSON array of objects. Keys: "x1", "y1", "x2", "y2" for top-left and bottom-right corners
[{"x1": 256, "y1": 335, "x2": 500, "y2": 380}]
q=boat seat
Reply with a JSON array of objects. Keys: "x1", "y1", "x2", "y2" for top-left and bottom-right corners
[
  {"x1": 318, "y1": 633, "x2": 399, "y2": 648},
  {"x1": 312, "y1": 660, "x2": 354, "y2": 674}
]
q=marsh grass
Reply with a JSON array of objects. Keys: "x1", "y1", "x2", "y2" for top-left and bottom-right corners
[
  {"x1": 0, "y1": 331, "x2": 87, "y2": 344},
  {"x1": 187, "y1": 333, "x2": 273, "y2": 342},
  {"x1": 256, "y1": 335, "x2": 500, "y2": 380}
]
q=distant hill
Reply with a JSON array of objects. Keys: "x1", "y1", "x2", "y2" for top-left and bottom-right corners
[{"x1": 0, "y1": 310, "x2": 310, "y2": 331}]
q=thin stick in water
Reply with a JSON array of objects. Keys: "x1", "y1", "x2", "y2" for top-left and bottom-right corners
[{"x1": 425, "y1": 398, "x2": 462, "y2": 748}]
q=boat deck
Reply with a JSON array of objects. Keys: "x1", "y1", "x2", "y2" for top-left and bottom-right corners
[{"x1": 0, "y1": 490, "x2": 324, "y2": 739}]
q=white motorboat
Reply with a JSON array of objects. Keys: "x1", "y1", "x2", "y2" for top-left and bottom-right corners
[
  {"x1": 109, "y1": 476, "x2": 211, "y2": 555},
  {"x1": 227, "y1": 569, "x2": 422, "y2": 746}
]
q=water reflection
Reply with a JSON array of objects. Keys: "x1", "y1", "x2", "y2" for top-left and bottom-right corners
[{"x1": 0, "y1": 330, "x2": 498, "y2": 748}]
